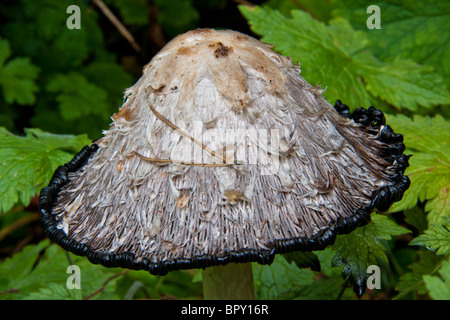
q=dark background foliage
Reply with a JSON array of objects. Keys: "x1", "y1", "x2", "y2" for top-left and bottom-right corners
[{"x1": 0, "y1": 0, "x2": 448, "y2": 300}]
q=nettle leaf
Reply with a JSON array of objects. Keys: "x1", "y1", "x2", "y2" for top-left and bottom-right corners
[
  {"x1": 46, "y1": 72, "x2": 110, "y2": 121},
  {"x1": 283, "y1": 251, "x2": 320, "y2": 272},
  {"x1": 239, "y1": 5, "x2": 449, "y2": 111},
  {"x1": 0, "y1": 38, "x2": 39, "y2": 105},
  {"x1": 361, "y1": 59, "x2": 449, "y2": 111},
  {"x1": 330, "y1": 214, "x2": 410, "y2": 294},
  {"x1": 0, "y1": 127, "x2": 91, "y2": 212},
  {"x1": 265, "y1": 0, "x2": 334, "y2": 21},
  {"x1": 2, "y1": 0, "x2": 104, "y2": 70},
  {"x1": 423, "y1": 260, "x2": 450, "y2": 300},
  {"x1": 240, "y1": 6, "x2": 369, "y2": 109},
  {"x1": 386, "y1": 114, "x2": 450, "y2": 224},
  {"x1": 0, "y1": 240, "x2": 121, "y2": 300},
  {"x1": 82, "y1": 61, "x2": 134, "y2": 108},
  {"x1": 332, "y1": 0, "x2": 450, "y2": 89},
  {"x1": 253, "y1": 255, "x2": 315, "y2": 299},
  {"x1": 0, "y1": 239, "x2": 49, "y2": 297},
  {"x1": 255, "y1": 252, "x2": 354, "y2": 299},
  {"x1": 24, "y1": 282, "x2": 83, "y2": 300},
  {"x1": 294, "y1": 276, "x2": 354, "y2": 300},
  {"x1": 396, "y1": 249, "x2": 442, "y2": 296},
  {"x1": 410, "y1": 218, "x2": 450, "y2": 255},
  {"x1": 403, "y1": 206, "x2": 428, "y2": 234}
]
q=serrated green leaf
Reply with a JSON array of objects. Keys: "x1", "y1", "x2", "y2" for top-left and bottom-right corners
[
  {"x1": 283, "y1": 251, "x2": 320, "y2": 272},
  {"x1": 332, "y1": 0, "x2": 450, "y2": 89},
  {"x1": 294, "y1": 276, "x2": 354, "y2": 300},
  {"x1": 403, "y1": 207, "x2": 428, "y2": 234},
  {"x1": 23, "y1": 282, "x2": 83, "y2": 300},
  {"x1": 2, "y1": 0, "x2": 103, "y2": 70},
  {"x1": 386, "y1": 114, "x2": 450, "y2": 224},
  {"x1": 314, "y1": 247, "x2": 344, "y2": 277},
  {"x1": 0, "y1": 127, "x2": 91, "y2": 212},
  {"x1": 423, "y1": 260, "x2": 450, "y2": 300},
  {"x1": 46, "y1": 72, "x2": 110, "y2": 121},
  {"x1": 266, "y1": 0, "x2": 334, "y2": 21},
  {"x1": 253, "y1": 255, "x2": 315, "y2": 299},
  {"x1": 410, "y1": 219, "x2": 450, "y2": 255},
  {"x1": 240, "y1": 6, "x2": 369, "y2": 109},
  {"x1": 0, "y1": 240, "x2": 122, "y2": 300},
  {"x1": 239, "y1": 5, "x2": 450, "y2": 111},
  {"x1": 0, "y1": 38, "x2": 39, "y2": 105},
  {"x1": 82, "y1": 61, "x2": 134, "y2": 109},
  {"x1": 0, "y1": 239, "x2": 49, "y2": 296},
  {"x1": 361, "y1": 59, "x2": 449, "y2": 111},
  {"x1": 396, "y1": 250, "x2": 442, "y2": 296},
  {"x1": 330, "y1": 213, "x2": 410, "y2": 289}
]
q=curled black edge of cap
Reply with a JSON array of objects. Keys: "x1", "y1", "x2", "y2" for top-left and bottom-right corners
[{"x1": 38, "y1": 100, "x2": 411, "y2": 277}]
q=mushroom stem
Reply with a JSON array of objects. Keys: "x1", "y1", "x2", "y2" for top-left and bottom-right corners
[{"x1": 202, "y1": 262, "x2": 255, "y2": 300}]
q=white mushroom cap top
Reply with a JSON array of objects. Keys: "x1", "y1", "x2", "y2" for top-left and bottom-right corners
[{"x1": 40, "y1": 29, "x2": 410, "y2": 275}]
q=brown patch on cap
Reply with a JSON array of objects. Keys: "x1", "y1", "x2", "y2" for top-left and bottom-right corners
[
  {"x1": 112, "y1": 107, "x2": 134, "y2": 121},
  {"x1": 156, "y1": 84, "x2": 166, "y2": 92},
  {"x1": 224, "y1": 189, "x2": 250, "y2": 203},
  {"x1": 147, "y1": 84, "x2": 167, "y2": 94},
  {"x1": 116, "y1": 160, "x2": 125, "y2": 171},
  {"x1": 176, "y1": 47, "x2": 194, "y2": 56},
  {"x1": 176, "y1": 189, "x2": 192, "y2": 208},
  {"x1": 210, "y1": 42, "x2": 233, "y2": 58}
]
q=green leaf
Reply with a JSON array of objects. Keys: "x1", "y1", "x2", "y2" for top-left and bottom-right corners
[
  {"x1": 155, "y1": 0, "x2": 200, "y2": 38},
  {"x1": 265, "y1": 0, "x2": 335, "y2": 21},
  {"x1": 396, "y1": 249, "x2": 442, "y2": 296},
  {"x1": 293, "y1": 276, "x2": 354, "y2": 300},
  {"x1": 240, "y1": 6, "x2": 368, "y2": 108},
  {"x1": 46, "y1": 72, "x2": 110, "y2": 121},
  {"x1": 0, "y1": 38, "x2": 39, "y2": 105},
  {"x1": 253, "y1": 255, "x2": 315, "y2": 299},
  {"x1": 423, "y1": 260, "x2": 450, "y2": 300},
  {"x1": 331, "y1": 214, "x2": 410, "y2": 289},
  {"x1": 386, "y1": 114, "x2": 450, "y2": 224},
  {"x1": 332, "y1": 0, "x2": 450, "y2": 89},
  {"x1": 0, "y1": 239, "x2": 49, "y2": 296},
  {"x1": 315, "y1": 247, "x2": 344, "y2": 277},
  {"x1": 283, "y1": 251, "x2": 320, "y2": 272},
  {"x1": 0, "y1": 240, "x2": 122, "y2": 300},
  {"x1": 0, "y1": 127, "x2": 91, "y2": 212},
  {"x1": 82, "y1": 61, "x2": 134, "y2": 109},
  {"x1": 403, "y1": 206, "x2": 428, "y2": 234},
  {"x1": 239, "y1": 5, "x2": 450, "y2": 111},
  {"x1": 2, "y1": 0, "x2": 104, "y2": 70},
  {"x1": 105, "y1": 0, "x2": 149, "y2": 26},
  {"x1": 410, "y1": 218, "x2": 450, "y2": 255},
  {"x1": 360, "y1": 59, "x2": 449, "y2": 111},
  {"x1": 23, "y1": 282, "x2": 83, "y2": 300}
]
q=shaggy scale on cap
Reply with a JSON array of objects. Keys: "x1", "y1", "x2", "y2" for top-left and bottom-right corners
[{"x1": 39, "y1": 29, "x2": 410, "y2": 276}]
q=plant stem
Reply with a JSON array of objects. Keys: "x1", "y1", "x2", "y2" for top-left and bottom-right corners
[{"x1": 202, "y1": 262, "x2": 255, "y2": 300}]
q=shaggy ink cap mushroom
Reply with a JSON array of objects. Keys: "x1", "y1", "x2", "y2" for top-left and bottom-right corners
[{"x1": 39, "y1": 29, "x2": 410, "y2": 278}]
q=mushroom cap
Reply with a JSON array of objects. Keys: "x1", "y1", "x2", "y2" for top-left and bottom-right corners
[{"x1": 39, "y1": 29, "x2": 410, "y2": 275}]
